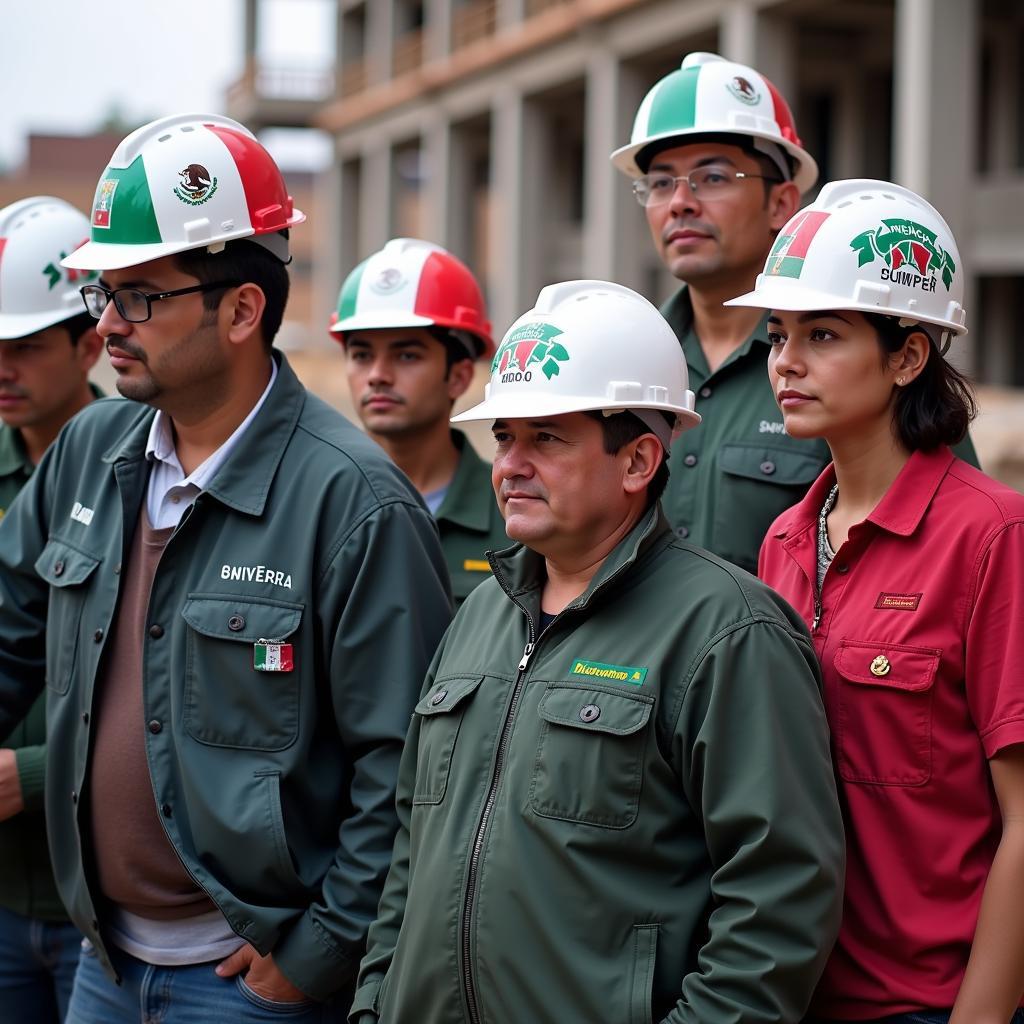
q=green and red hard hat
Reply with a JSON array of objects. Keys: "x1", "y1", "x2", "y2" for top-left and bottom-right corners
[
  {"x1": 330, "y1": 238, "x2": 494, "y2": 360},
  {"x1": 62, "y1": 113, "x2": 304, "y2": 272},
  {"x1": 611, "y1": 52, "x2": 818, "y2": 195}
]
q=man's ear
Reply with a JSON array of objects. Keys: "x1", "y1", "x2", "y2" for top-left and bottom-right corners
[
  {"x1": 75, "y1": 326, "x2": 104, "y2": 374},
  {"x1": 622, "y1": 434, "x2": 663, "y2": 496},
  {"x1": 224, "y1": 283, "x2": 266, "y2": 346},
  {"x1": 768, "y1": 180, "x2": 801, "y2": 232},
  {"x1": 447, "y1": 358, "x2": 475, "y2": 402}
]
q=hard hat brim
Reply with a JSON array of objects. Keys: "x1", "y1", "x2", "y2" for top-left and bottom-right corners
[
  {"x1": 330, "y1": 311, "x2": 435, "y2": 335},
  {"x1": 0, "y1": 307, "x2": 87, "y2": 340},
  {"x1": 452, "y1": 392, "x2": 701, "y2": 430}
]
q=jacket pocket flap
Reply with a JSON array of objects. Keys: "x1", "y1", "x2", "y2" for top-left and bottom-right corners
[
  {"x1": 719, "y1": 443, "x2": 824, "y2": 486},
  {"x1": 34, "y1": 539, "x2": 100, "y2": 588},
  {"x1": 182, "y1": 595, "x2": 303, "y2": 643},
  {"x1": 834, "y1": 639, "x2": 940, "y2": 692},
  {"x1": 538, "y1": 684, "x2": 653, "y2": 736},
  {"x1": 416, "y1": 675, "x2": 484, "y2": 716}
]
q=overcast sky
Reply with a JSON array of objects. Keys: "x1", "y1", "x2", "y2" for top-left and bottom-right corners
[{"x1": 1, "y1": 0, "x2": 335, "y2": 171}]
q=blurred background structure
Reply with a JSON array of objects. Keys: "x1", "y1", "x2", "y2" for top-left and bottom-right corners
[{"x1": 2, "y1": 0, "x2": 1022, "y2": 483}]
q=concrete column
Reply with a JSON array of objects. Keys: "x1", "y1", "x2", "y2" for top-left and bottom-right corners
[
  {"x1": 359, "y1": 143, "x2": 392, "y2": 254},
  {"x1": 422, "y1": 115, "x2": 453, "y2": 246},
  {"x1": 424, "y1": 0, "x2": 453, "y2": 62},
  {"x1": 366, "y1": 0, "x2": 395, "y2": 83},
  {"x1": 719, "y1": 1, "x2": 797, "y2": 100},
  {"x1": 244, "y1": 0, "x2": 258, "y2": 64},
  {"x1": 312, "y1": 156, "x2": 344, "y2": 350},
  {"x1": 496, "y1": 0, "x2": 525, "y2": 33}
]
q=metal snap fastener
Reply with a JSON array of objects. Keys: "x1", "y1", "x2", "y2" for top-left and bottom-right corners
[
  {"x1": 148, "y1": 720, "x2": 163, "y2": 734},
  {"x1": 760, "y1": 460, "x2": 776, "y2": 475},
  {"x1": 579, "y1": 704, "x2": 601, "y2": 723},
  {"x1": 699, "y1": 386, "x2": 712, "y2": 399},
  {"x1": 870, "y1": 655, "x2": 891, "y2": 677},
  {"x1": 675, "y1": 525, "x2": 689, "y2": 539},
  {"x1": 93, "y1": 629, "x2": 104, "y2": 643},
  {"x1": 53, "y1": 560, "x2": 65, "y2": 577},
  {"x1": 683, "y1": 454, "x2": 698, "y2": 467},
  {"x1": 161, "y1": 803, "x2": 172, "y2": 817},
  {"x1": 430, "y1": 689, "x2": 448, "y2": 706},
  {"x1": 148, "y1": 624, "x2": 164, "y2": 639},
  {"x1": 836, "y1": 563, "x2": 849, "y2": 575},
  {"x1": 227, "y1": 615, "x2": 245, "y2": 632}
]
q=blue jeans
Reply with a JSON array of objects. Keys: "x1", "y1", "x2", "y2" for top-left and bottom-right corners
[
  {"x1": 0, "y1": 905, "x2": 82, "y2": 1023},
  {"x1": 66, "y1": 941, "x2": 350, "y2": 1023}
]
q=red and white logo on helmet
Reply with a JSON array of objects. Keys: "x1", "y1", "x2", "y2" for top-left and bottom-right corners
[{"x1": 330, "y1": 238, "x2": 493, "y2": 359}]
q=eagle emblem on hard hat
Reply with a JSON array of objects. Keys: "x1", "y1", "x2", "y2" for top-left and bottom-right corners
[
  {"x1": 726, "y1": 75, "x2": 761, "y2": 106},
  {"x1": 173, "y1": 163, "x2": 219, "y2": 206}
]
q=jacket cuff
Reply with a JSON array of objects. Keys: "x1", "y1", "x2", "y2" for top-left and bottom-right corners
[
  {"x1": 272, "y1": 912, "x2": 359, "y2": 1003},
  {"x1": 348, "y1": 978, "x2": 382, "y2": 1022},
  {"x1": 14, "y1": 745, "x2": 46, "y2": 812}
]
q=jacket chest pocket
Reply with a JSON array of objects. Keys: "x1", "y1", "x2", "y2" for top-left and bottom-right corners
[
  {"x1": 35, "y1": 539, "x2": 101, "y2": 695},
  {"x1": 182, "y1": 595, "x2": 304, "y2": 750},
  {"x1": 412, "y1": 675, "x2": 483, "y2": 805},
  {"x1": 530, "y1": 683, "x2": 653, "y2": 829},
  {"x1": 834, "y1": 639, "x2": 940, "y2": 786}
]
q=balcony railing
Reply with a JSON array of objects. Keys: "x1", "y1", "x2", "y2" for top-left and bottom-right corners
[
  {"x1": 340, "y1": 58, "x2": 369, "y2": 97},
  {"x1": 253, "y1": 65, "x2": 335, "y2": 101},
  {"x1": 525, "y1": 0, "x2": 573, "y2": 15},
  {"x1": 452, "y1": 0, "x2": 496, "y2": 50},
  {"x1": 393, "y1": 29, "x2": 425, "y2": 76}
]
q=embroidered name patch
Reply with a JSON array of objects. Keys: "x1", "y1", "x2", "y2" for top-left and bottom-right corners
[
  {"x1": 875, "y1": 592, "x2": 922, "y2": 611},
  {"x1": 569, "y1": 658, "x2": 647, "y2": 686}
]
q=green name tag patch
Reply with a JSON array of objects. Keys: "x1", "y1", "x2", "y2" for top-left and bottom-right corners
[{"x1": 569, "y1": 658, "x2": 647, "y2": 686}]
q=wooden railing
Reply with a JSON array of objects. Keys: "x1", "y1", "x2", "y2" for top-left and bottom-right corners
[
  {"x1": 393, "y1": 29, "x2": 425, "y2": 76},
  {"x1": 525, "y1": 0, "x2": 573, "y2": 15},
  {"x1": 452, "y1": 0, "x2": 497, "y2": 50},
  {"x1": 340, "y1": 59, "x2": 369, "y2": 97}
]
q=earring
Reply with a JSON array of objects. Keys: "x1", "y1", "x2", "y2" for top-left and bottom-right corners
[{"x1": 896, "y1": 376, "x2": 906, "y2": 386}]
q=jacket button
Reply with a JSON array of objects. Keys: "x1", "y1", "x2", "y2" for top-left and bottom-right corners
[
  {"x1": 760, "y1": 460, "x2": 776, "y2": 475},
  {"x1": 870, "y1": 655, "x2": 891, "y2": 677},
  {"x1": 675, "y1": 526, "x2": 689, "y2": 539},
  {"x1": 53, "y1": 560, "x2": 65, "y2": 577},
  {"x1": 81, "y1": 712, "x2": 89, "y2": 725},
  {"x1": 835, "y1": 563, "x2": 849, "y2": 575},
  {"x1": 161, "y1": 803, "x2": 172, "y2": 817},
  {"x1": 579, "y1": 704, "x2": 601, "y2": 723},
  {"x1": 683, "y1": 454, "x2": 698, "y2": 468},
  {"x1": 228, "y1": 615, "x2": 245, "y2": 632},
  {"x1": 71, "y1": 790, "x2": 77, "y2": 805},
  {"x1": 149, "y1": 624, "x2": 164, "y2": 639},
  {"x1": 113, "y1": 563, "x2": 121, "y2": 575},
  {"x1": 430, "y1": 690, "x2": 448, "y2": 706},
  {"x1": 148, "y1": 720, "x2": 163, "y2": 734},
  {"x1": 93, "y1": 629, "x2": 104, "y2": 643},
  {"x1": 699, "y1": 386, "x2": 712, "y2": 399}
]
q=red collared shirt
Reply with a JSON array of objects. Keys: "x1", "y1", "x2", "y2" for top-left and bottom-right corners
[{"x1": 759, "y1": 446, "x2": 1024, "y2": 1019}]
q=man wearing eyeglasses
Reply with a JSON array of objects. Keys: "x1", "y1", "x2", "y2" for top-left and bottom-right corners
[
  {"x1": 0, "y1": 116, "x2": 451, "y2": 1023},
  {"x1": 614, "y1": 52, "x2": 977, "y2": 573}
]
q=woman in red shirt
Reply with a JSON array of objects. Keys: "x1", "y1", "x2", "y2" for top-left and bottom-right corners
[{"x1": 727, "y1": 180, "x2": 1024, "y2": 1024}]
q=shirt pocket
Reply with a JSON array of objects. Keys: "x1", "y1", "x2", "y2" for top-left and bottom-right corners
[
  {"x1": 834, "y1": 639, "x2": 940, "y2": 786},
  {"x1": 530, "y1": 683, "x2": 653, "y2": 829},
  {"x1": 181, "y1": 594, "x2": 304, "y2": 750},
  {"x1": 713, "y1": 444, "x2": 823, "y2": 571},
  {"x1": 412, "y1": 675, "x2": 484, "y2": 805},
  {"x1": 34, "y1": 538, "x2": 101, "y2": 695}
]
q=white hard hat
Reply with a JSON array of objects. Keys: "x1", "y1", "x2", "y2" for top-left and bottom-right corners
[
  {"x1": 452, "y1": 280, "x2": 699, "y2": 448},
  {"x1": 63, "y1": 113, "x2": 305, "y2": 272},
  {"x1": 0, "y1": 197, "x2": 96, "y2": 340},
  {"x1": 610, "y1": 52, "x2": 818, "y2": 194},
  {"x1": 726, "y1": 179, "x2": 967, "y2": 348}
]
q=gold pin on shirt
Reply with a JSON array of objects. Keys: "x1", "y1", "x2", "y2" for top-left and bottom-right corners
[{"x1": 870, "y1": 654, "x2": 891, "y2": 677}]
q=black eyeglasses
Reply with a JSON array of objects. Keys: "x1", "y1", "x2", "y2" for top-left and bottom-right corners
[{"x1": 79, "y1": 281, "x2": 240, "y2": 324}]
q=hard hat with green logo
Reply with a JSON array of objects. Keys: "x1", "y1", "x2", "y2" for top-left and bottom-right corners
[
  {"x1": 725, "y1": 179, "x2": 967, "y2": 349},
  {"x1": 330, "y1": 238, "x2": 493, "y2": 359},
  {"x1": 0, "y1": 197, "x2": 96, "y2": 340},
  {"x1": 611, "y1": 51, "x2": 818, "y2": 194},
  {"x1": 62, "y1": 113, "x2": 305, "y2": 272},
  {"x1": 451, "y1": 280, "x2": 699, "y2": 449}
]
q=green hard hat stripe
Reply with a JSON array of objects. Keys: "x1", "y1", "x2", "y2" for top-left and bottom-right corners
[
  {"x1": 644, "y1": 68, "x2": 699, "y2": 138},
  {"x1": 337, "y1": 258, "x2": 367, "y2": 320},
  {"x1": 94, "y1": 155, "x2": 161, "y2": 246}
]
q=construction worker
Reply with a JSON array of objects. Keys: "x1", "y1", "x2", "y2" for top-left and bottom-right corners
[
  {"x1": 0, "y1": 115, "x2": 451, "y2": 1023},
  {"x1": 331, "y1": 239, "x2": 508, "y2": 604},
  {"x1": 351, "y1": 280, "x2": 845, "y2": 1024},
  {"x1": 611, "y1": 51, "x2": 976, "y2": 573},
  {"x1": 0, "y1": 196, "x2": 103, "y2": 1023},
  {"x1": 733, "y1": 181, "x2": 1024, "y2": 1023}
]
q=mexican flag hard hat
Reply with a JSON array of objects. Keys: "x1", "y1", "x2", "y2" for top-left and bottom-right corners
[
  {"x1": 62, "y1": 113, "x2": 305, "y2": 272},
  {"x1": 610, "y1": 52, "x2": 818, "y2": 194}
]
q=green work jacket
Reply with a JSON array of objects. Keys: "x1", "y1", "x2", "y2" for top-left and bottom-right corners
[
  {"x1": 351, "y1": 506, "x2": 846, "y2": 1024},
  {"x1": 435, "y1": 432, "x2": 508, "y2": 606},
  {"x1": 660, "y1": 288, "x2": 978, "y2": 574},
  {"x1": 0, "y1": 384, "x2": 102, "y2": 923},
  {"x1": 0, "y1": 356, "x2": 452, "y2": 1001}
]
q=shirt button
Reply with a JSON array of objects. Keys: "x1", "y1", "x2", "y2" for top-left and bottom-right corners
[
  {"x1": 430, "y1": 690, "x2": 448, "y2": 706},
  {"x1": 699, "y1": 386, "x2": 712, "y2": 399},
  {"x1": 870, "y1": 655, "x2": 891, "y2": 677},
  {"x1": 81, "y1": 712, "x2": 89, "y2": 725},
  {"x1": 683, "y1": 454, "x2": 698, "y2": 468},
  {"x1": 71, "y1": 790, "x2": 77, "y2": 805},
  {"x1": 149, "y1": 624, "x2": 164, "y2": 639},
  {"x1": 53, "y1": 560, "x2": 65, "y2": 577},
  {"x1": 579, "y1": 704, "x2": 601, "y2": 723},
  {"x1": 227, "y1": 615, "x2": 245, "y2": 632},
  {"x1": 760, "y1": 460, "x2": 776, "y2": 475},
  {"x1": 675, "y1": 526, "x2": 689, "y2": 539},
  {"x1": 835, "y1": 563, "x2": 849, "y2": 575},
  {"x1": 93, "y1": 629, "x2": 104, "y2": 643},
  {"x1": 148, "y1": 720, "x2": 163, "y2": 734},
  {"x1": 161, "y1": 803, "x2": 173, "y2": 817}
]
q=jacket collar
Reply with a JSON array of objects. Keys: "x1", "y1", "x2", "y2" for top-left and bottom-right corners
[
  {"x1": 771, "y1": 445, "x2": 955, "y2": 542},
  {"x1": 101, "y1": 352, "x2": 306, "y2": 517},
  {"x1": 436, "y1": 431, "x2": 494, "y2": 534},
  {"x1": 489, "y1": 503, "x2": 672, "y2": 618}
]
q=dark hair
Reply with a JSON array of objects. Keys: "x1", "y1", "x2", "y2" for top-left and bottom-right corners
[
  {"x1": 174, "y1": 237, "x2": 290, "y2": 348},
  {"x1": 428, "y1": 327, "x2": 477, "y2": 374},
  {"x1": 62, "y1": 311, "x2": 98, "y2": 347},
  {"x1": 864, "y1": 312, "x2": 977, "y2": 451},
  {"x1": 583, "y1": 409, "x2": 671, "y2": 506}
]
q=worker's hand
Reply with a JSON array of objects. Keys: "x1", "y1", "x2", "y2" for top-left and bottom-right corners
[
  {"x1": 216, "y1": 943, "x2": 311, "y2": 1005},
  {"x1": 0, "y1": 749, "x2": 24, "y2": 822}
]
